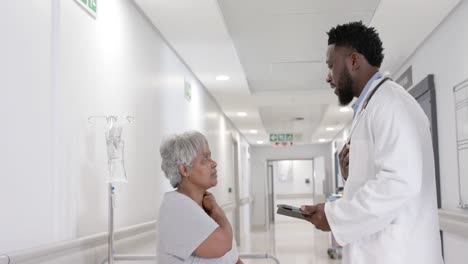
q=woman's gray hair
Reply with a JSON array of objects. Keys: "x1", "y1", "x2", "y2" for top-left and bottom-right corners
[{"x1": 160, "y1": 131, "x2": 208, "y2": 188}]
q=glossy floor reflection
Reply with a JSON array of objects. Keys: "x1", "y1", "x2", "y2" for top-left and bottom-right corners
[{"x1": 239, "y1": 221, "x2": 341, "y2": 264}]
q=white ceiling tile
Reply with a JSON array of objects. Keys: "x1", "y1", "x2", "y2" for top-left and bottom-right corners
[
  {"x1": 270, "y1": 62, "x2": 327, "y2": 83},
  {"x1": 247, "y1": 62, "x2": 329, "y2": 93}
]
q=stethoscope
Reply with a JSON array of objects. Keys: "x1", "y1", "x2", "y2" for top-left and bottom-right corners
[{"x1": 345, "y1": 76, "x2": 391, "y2": 146}]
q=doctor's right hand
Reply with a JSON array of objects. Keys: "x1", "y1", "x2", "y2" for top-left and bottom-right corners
[
  {"x1": 301, "y1": 203, "x2": 331, "y2": 232},
  {"x1": 339, "y1": 143, "x2": 349, "y2": 180}
]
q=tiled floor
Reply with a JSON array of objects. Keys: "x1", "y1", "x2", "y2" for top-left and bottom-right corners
[{"x1": 238, "y1": 221, "x2": 341, "y2": 264}]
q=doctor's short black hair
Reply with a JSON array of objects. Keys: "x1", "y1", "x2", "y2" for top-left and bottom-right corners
[{"x1": 327, "y1": 21, "x2": 384, "y2": 68}]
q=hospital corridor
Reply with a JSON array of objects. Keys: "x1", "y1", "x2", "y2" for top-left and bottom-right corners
[{"x1": 2, "y1": 0, "x2": 468, "y2": 263}]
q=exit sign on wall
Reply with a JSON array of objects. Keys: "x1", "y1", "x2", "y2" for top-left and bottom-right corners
[
  {"x1": 269, "y1": 133, "x2": 294, "y2": 146},
  {"x1": 75, "y1": 0, "x2": 97, "y2": 17}
]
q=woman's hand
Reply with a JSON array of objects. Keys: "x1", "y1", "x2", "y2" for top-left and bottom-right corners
[
  {"x1": 202, "y1": 192, "x2": 220, "y2": 214},
  {"x1": 194, "y1": 191, "x2": 233, "y2": 258}
]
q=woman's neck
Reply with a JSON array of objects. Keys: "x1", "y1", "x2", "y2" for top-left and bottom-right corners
[{"x1": 177, "y1": 182, "x2": 205, "y2": 207}]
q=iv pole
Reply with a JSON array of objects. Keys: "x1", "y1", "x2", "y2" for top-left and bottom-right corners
[
  {"x1": 88, "y1": 115, "x2": 135, "y2": 264},
  {"x1": 108, "y1": 182, "x2": 115, "y2": 264}
]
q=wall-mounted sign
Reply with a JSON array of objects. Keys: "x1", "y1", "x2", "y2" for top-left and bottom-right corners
[
  {"x1": 184, "y1": 80, "x2": 192, "y2": 102},
  {"x1": 75, "y1": 0, "x2": 97, "y2": 17},
  {"x1": 396, "y1": 66, "x2": 413, "y2": 90},
  {"x1": 269, "y1": 133, "x2": 294, "y2": 146}
]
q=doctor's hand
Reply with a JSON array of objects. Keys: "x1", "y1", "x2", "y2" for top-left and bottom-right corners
[
  {"x1": 300, "y1": 203, "x2": 331, "y2": 232},
  {"x1": 339, "y1": 144, "x2": 349, "y2": 180}
]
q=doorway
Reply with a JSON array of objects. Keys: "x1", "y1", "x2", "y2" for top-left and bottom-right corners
[
  {"x1": 232, "y1": 139, "x2": 241, "y2": 245},
  {"x1": 266, "y1": 159, "x2": 315, "y2": 225}
]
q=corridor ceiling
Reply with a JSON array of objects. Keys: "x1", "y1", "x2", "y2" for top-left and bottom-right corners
[{"x1": 135, "y1": 0, "x2": 460, "y2": 145}]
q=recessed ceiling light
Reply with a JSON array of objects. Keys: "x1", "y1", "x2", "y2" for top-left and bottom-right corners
[
  {"x1": 318, "y1": 138, "x2": 326, "y2": 142},
  {"x1": 339, "y1": 107, "x2": 351, "y2": 112},
  {"x1": 216, "y1": 75, "x2": 230, "y2": 81},
  {"x1": 326, "y1": 127, "x2": 335, "y2": 131},
  {"x1": 237, "y1": 112, "x2": 247, "y2": 117},
  {"x1": 249, "y1": 129, "x2": 258, "y2": 134},
  {"x1": 257, "y1": 141, "x2": 264, "y2": 144}
]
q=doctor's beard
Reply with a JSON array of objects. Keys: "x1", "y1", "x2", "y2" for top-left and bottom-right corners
[{"x1": 336, "y1": 68, "x2": 354, "y2": 106}]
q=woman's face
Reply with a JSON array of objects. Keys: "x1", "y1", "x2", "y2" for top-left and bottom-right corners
[{"x1": 186, "y1": 143, "x2": 218, "y2": 190}]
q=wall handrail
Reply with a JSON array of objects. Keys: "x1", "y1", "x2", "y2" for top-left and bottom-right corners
[
  {"x1": 439, "y1": 209, "x2": 468, "y2": 239},
  {"x1": 100, "y1": 254, "x2": 157, "y2": 264},
  {"x1": 99, "y1": 252, "x2": 281, "y2": 264},
  {"x1": 239, "y1": 253, "x2": 281, "y2": 263},
  {"x1": 0, "y1": 221, "x2": 155, "y2": 264}
]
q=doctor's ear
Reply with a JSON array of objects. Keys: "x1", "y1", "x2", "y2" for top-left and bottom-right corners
[
  {"x1": 178, "y1": 164, "x2": 189, "y2": 177},
  {"x1": 350, "y1": 52, "x2": 361, "y2": 70}
]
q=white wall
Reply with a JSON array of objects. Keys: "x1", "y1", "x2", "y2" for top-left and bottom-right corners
[
  {"x1": 392, "y1": 1, "x2": 468, "y2": 262},
  {"x1": 0, "y1": 0, "x2": 251, "y2": 259},
  {"x1": 1, "y1": 0, "x2": 54, "y2": 253},
  {"x1": 250, "y1": 144, "x2": 332, "y2": 229}
]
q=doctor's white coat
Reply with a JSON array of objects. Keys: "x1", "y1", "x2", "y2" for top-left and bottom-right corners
[{"x1": 325, "y1": 77, "x2": 443, "y2": 264}]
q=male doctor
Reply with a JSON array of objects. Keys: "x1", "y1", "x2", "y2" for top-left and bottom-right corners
[{"x1": 301, "y1": 21, "x2": 443, "y2": 264}]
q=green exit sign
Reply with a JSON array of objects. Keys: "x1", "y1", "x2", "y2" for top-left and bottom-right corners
[
  {"x1": 270, "y1": 133, "x2": 294, "y2": 142},
  {"x1": 76, "y1": 0, "x2": 97, "y2": 17},
  {"x1": 269, "y1": 133, "x2": 294, "y2": 146}
]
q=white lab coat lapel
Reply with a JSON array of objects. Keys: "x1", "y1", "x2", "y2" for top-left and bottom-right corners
[
  {"x1": 349, "y1": 72, "x2": 391, "y2": 139},
  {"x1": 345, "y1": 74, "x2": 389, "y2": 194}
]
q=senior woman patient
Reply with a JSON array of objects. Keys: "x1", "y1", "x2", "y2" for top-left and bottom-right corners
[{"x1": 157, "y1": 131, "x2": 243, "y2": 264}]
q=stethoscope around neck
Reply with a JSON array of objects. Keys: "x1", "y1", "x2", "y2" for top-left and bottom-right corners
[{"x1": 346, "y1": 76, "x2": 391, "y2": 145}]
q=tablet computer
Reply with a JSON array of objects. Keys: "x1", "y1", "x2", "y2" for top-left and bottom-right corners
[{"x1": 276, "y1": 204, "x2": 313, "y2": 220}]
